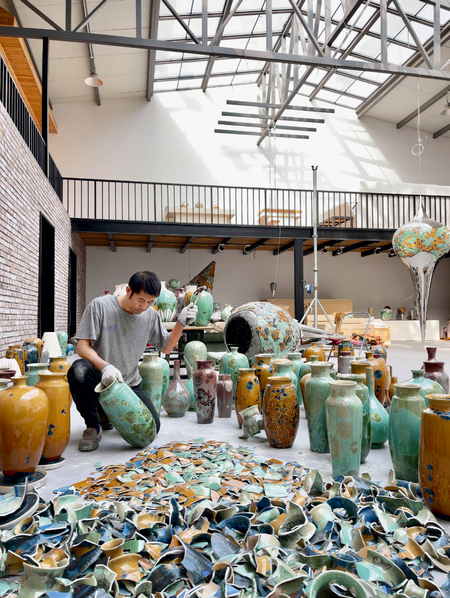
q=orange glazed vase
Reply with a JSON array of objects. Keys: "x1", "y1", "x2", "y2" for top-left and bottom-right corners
[
  {"x1": 263, "y1": 376, "x2": 299, "y2": 449},
  {"x1": 35, "y1": 372, "x2": 71, "y2": 463},
  {"x1": 235, "y1": 368, "x2": 261, "y2": 427},
  {"x1": 364, "y1": 351, "x2": 390, "y2": 404},
  {"x1": 303, "y1": 342, "x2": 325, "y2": 362},
  {"x1": 49, "y1": 356, "x2": 70, "y2": 381},
  {"x1": 0, "y1": 376, "x2": 49, "y2": 482}
]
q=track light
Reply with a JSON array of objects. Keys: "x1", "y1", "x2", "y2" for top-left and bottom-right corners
[
  {"x1": 84, "y1": 69, "x2": 104, "y2": 87},
  {"x1": 322, "y1": 248, "x2": 328, "y2": 255},
  {"x1": 439, "y1": 93, "x2": 450, "y2": 117},
  {"x1": 336, "y1": 247, "x2": 343, "y2": 255},
  {"x1": 389, "y1": 248, "x2": 396, "y2": 257},
  {"x1": 270, "y1": 282, "x2": 277, "y2": 298},
  {"x1": 374, "y1": 247, "x2": 381, "y2": 255}
]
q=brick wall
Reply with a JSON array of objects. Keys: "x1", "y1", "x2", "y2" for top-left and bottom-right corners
[{"x1": 0, "y1": 101, "x2": 86, "y2": 355}]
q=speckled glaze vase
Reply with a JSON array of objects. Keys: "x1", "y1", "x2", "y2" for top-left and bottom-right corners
[
  {"x1": 419, "y1": 394, "x2": 450, "y2": 517},
  {"x1": 156, "y1": 282, "x2": 177, "y2": 322},
  {"x1": 49, "y1": 356, "x2": 70, "y2": 381},
  {"x1": 402, "y1": 369, "x2": 444, "y2": 406},
  {"x1": 339, "y1": 370, "x2": 371, "y2": 464},
  {"x1": 299, "y1": 355, "x2": 318, "y2": 414},
  {"x1": 26, "y1": 363, "x2": 50, "y2": 387},
  {"x1": 287, "y1": 353, "x2": 307, "y2": 405},
  {"x1": 0, "y1": 376, "x2": 49, "y2": 482},
  {"x1": 388, "y1": 383, "x2": 426, "y2": 483},
  {"x1": 158, "y1": 356, "x2": 170, "y2": 399},
  {"x1": 56, "y1": 331, "x2": 68, "y2": 357},
  {"x1": 95, "y1": 379, "x2": 157, "y2": 447},
  {"x1": 235, "y1": 368, "x2": 261, "y2": 427},
  {"x1": 304, "y1": 362, "x2": 334, "y2": 453},
  {"x1": 363, "y1": 351, "x2": 390, "y2": 405},
  {"x1": 217, "y1": 373, "x2": 233, "y2": 418},
  {"x1": 253, "y1": 354, "x2": 274, "y2": 394},
  {"x1": 263, "y1": 376, "x2": 299, "y2": 449},
  {"x1": 303, "y1": 342, "x2": 325, "y2": 362},
  {"x1": 139, "y1": 353, "x2": 163, "y2": 416},
  {"x1": 338, "y1": 351, "x2": 353, "y2": 375},
  {"x1": 162, "y1": 360, "x2": 189, "y2": 417},
  {"x1": 184, "y1": 341, "x2": 208, "y2": 379},
  {"x1": 21, "y1": 342, "x2": 39, "y2": 372},
  {"x1": 423, "y1": 361, "x2": 449, "y2": 394},
  {"x1": 194, "y1": 360, "x2": 217, "y2": 424},
  {"x1": 326, "y1": 380, "x2": 362, "y2": 478},
  {"x1": 6, "y1": 345, "x2": 25, "y2": 375},
  {"x1": 337, "y1": 340, "x2": 354, "y2": 357},
  {"x1": 366, "y1": 367, "x2": 388, "y2": 449},
  {"x1": 35, "y1": 372, "x2": 70, "y2": 463},
  {"x1": 220, "y1": 347, "x2": 249, "y2": 401},
  {"x1": 422, "y1": 347, "x2": 438, "y2": 369},
  {"x1": 190, "y1": 289, "x2": 214, "y2": 326},
  {"x1": 373, "y1": 346, "x2": 388, "y2": 361}
]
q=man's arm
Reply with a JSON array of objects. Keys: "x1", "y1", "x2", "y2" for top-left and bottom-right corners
[
  {"x1": 77, "y1": 339, "x2": 109, "y2": 371},
  {"x1": 161, "y1": 322, "x2": 184, "y2": 355}
]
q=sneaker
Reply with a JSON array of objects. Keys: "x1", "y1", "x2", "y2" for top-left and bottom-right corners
[
  {"x1": 78, "y1": 427, "x2": 102, "y2": 452},
  {"x1": 98, "y1": 412, "x2": 113, "y2": 431}
]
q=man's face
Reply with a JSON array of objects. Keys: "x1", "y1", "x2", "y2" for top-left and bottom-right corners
[{"x1": 125, "y1": 288, "x2": 156, "y2": 315}]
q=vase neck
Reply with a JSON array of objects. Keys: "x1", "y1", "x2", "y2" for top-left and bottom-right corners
[
  {"x1": 197, "y1": 360, "x2": 213, "y2": 369},
  {"x1": 428, "y1": 396, "x2": 450, "y2": 411},
  {"x1": 426, "y1": 347, "x2": 437, "y2": 360},
  {"x1": 12, "y1": 376, "x2": 27, "y2": 387},
  {"x1": 424, "y1": 361, "x2": 444, "y2": 373},
  {"x1": 365, "y1": 367, "x2": 375, "y2": 392},
  {"x1": 411, "y1": 370, "x2": 424, "y2": 379},
  {"x1": 145, "y1": 353, "x2": 159, "y2": 363},
  {"x1": 173, "y1": 360, "x2": 181, "y2": 379},
  {"x1": 311, "y1": 363, "x2": 333, "y2": 378}
]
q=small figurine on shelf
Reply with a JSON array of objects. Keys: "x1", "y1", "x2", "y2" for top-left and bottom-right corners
[
  {"x1": 396, "y1": 306, "x2": 406, "y2": 320},
  {"x1": 381, "y1": 306, "x2": 393, "y2": 321}
]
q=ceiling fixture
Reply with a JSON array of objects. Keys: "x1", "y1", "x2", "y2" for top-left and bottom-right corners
[
  {"x1": 84, "y1": 70, "x2": 104, "y2": 88},
  {"x1": 439, "y1": 94, "x2": 450, "y2": 117}
]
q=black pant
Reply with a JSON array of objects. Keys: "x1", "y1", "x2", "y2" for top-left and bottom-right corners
[{"x1": 67, "y1": 359, "x2": 161, "y2": 433}]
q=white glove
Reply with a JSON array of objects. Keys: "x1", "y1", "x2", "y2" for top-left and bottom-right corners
[
  {"x1": 178, "y1": 304, "x2": 198, "y2": 327},
  {"x1": 101, "y1": 364, "x2": 123, "y2": 387}
]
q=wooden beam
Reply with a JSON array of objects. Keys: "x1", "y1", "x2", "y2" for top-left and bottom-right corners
[
  {"x1": 212, "y1": 237, "x2": 233, "y2": 254},
  {"x1": 180, "y1": 236, "x2": 195, "y2": 254},
  {"x1": 332, "y1": 241, "x2": 372, "y2": 256},
  {"x1": 107, "y1": 233, "x2": 116, "y2": 252},
  {"x1": 243, "y1": 238, "x2": 270, "y2": 254},
  {"x1": 147, "y1": 234, "x2": 154, "y2": 253},
  {"x1": 273, "y1": 240, "x2": 294, "y2": 256}
]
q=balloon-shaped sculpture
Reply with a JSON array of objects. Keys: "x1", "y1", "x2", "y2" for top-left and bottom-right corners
[{"x1": 392, "y1": 203, "x2": 450, "y2": 343}]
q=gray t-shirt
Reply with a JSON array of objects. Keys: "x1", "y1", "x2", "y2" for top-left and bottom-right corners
[{"x1": 75, "y1": 295, "x2": 171, "y2": 386}]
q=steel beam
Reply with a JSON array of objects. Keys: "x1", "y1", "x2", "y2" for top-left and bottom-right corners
[
  {"x1": 160, "y1": 0, "x2": 200, "y2": 44},
  {"x1": 226, "y1": 100, "x2": 334, "y2": 112},
  {"x1": 107, "y1": 233, "x2": 117, "y2": 252},
  {"x1": 215, "y1": 129, "x2": 309, "y2": 138},
  {"x1": 147, "y1": 235, "x2": 155, "y2": 252},
  {"x1": 218, "y1": 120, "x2": 316, "y2": 132},
  {"x1": 42, "y1": 37, "x2": 49, "y2": 177},
  {"x1": 223, "y1": 111, "x2": 325, "y2": 123},
  {"x1": 332, "y1": 241, "x2": 371, "y2": 255},
  {"x1": 180, "y1": 237, "x2": 195, "y2": 253},
  {"x1": 304, "y1": 240, "x2": 328, "y2": 256},
  {"x1": 147, "y1": 0, "x2": 161, "y2": 100},
  {"x1": 327, "y1": 0, "x2": 365, "y2": 47},
  {"x1": 243, "y1": 238, "x2": 270, "y2": 254},
  {"x1": 19, "y1": 0, "x2": 62, "y2": 30},
  {"x1": 392, "y1": 0, "x2": 433, "y2": 69},
  {"x1": 397, "y1": 85, "x2": 450, "y2": 129},
  {"x1": 202, "y1": 0, "x2": 233, "y2": 92},
  {"x1": 294, "y1": 239, "x2": 304, "y2": 321},
  {"x1": 81, "y1": 0, "x2": 101, "y2": 106},
  {"x1": 273, "y1": 240, "x2": 294, "y2": 255},
  {"x1": 73, "y1": 0, "x2": 112, "y2": 33},
  {"x1": 433, "y1": 123, "x2": 450, "y2": 139},
  {"x1": 212, "y1": 237, "x2": 233, "y2": 253}
]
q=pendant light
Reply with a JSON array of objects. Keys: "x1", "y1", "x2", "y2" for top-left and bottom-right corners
[
  {"x1": 439, "y1": 93, "x2": 450, "y2": 117},
  {"x1": 84, "y1": 69, "x2": 104, "y2": 87}
]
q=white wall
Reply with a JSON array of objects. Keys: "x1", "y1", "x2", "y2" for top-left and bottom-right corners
[
  {"x1": 49, "y1": 85, "x2": 450, "y2": 195},
  {"x1": 86, "y1": 246, "x2": 450, "y2": 325}
]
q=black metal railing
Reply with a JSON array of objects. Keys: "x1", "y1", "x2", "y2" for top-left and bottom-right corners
[
  {"x1": 63, "y1": 178, "x2": 450, "y2": 231},
  {"x1": 0, "y1": 53, "x2": 62, "y2": 200}
]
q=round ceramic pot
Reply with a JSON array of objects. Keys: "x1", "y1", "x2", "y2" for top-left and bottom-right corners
[
  {"x1": 35, "y1": 372, "x2": 70, "y2": 463},
  {"x1": 184, "y1": 285, "x2": 197, "y2": 306},
  {"x1": 190, "y1": 289, "x2": 214, "y2": 326},
  {"x1": 373, "y1": 346, "x2": 387, "y2": 361},
  {"x1": 363, "y1": 351, "x2": 390, "y2": 405},
  {"x1": 339, "y1": 370, "x2": 371, "y2": 464},
  {"x1": 194, "y1": 360, "x2": 217, "y2": 424},
  {"x1": 184, "y1": 341, "x2": 208, "y2": 378},
  {"x1": 66, "y1": 343, "x2": 75, "y2": 357},
  {"x1": 303, "y1": 342, "x2": 325, "y2": 362},
  {"x1": 388, "y1": 383, "x2": 426, "y2": 483},
  {"x1": 171, "y1": 287, "x2": 186, "y2": 322},
  {"x1": 272, "y1": 359, "x2": 297, "y2": 394},
  {"x1": 21, "y1": 342, "x2": 39, "y2": 372},
  {"x1": 221, "y1": 304, "x2": 233, "y2": 321},
  {"x1": 56, "y1": 331, "x2": 68, "y2": 357},
  {"x1": 156, "y1": 282, "x2": 177, "y2": 322},
  {"x1": 217, "y1": 373, "x2": 233, "y2": 418},
  {"x1": 326, "y1": 380, "x2": 362, "y2": 478},
  {"x1": 419, "y1": 394, "x2": 450, "y2": 517},
  {"x1": 167, "y1": 279, "x2": 181, "y2": 290},
  {"x1": 338, "y1": 340, "x2": 354, "y2": 357},
  {"x1": 422, "y1": 347, "x2": 438, "y2": 369},
  {"x1": 0, "y1": 376, "x2": 49, "y2": 481},
  {"x1": 263, "y1": 376, "x2": 299, "y2": 449},
  {"x1": 220, "y1": 347, "x2": 249, "y2": 401},
  {"x1": 162, "y1": 360, "x2": 190, "y2": 418},
  {"x1": 423, "y1": 361, "x2": 449, "y2": 394},
  {"x1": 309, "y1": 571, "x2": 366, "y2": 598},
  {"x1": 338, "y1": 351, "x2": 353, "y2": 375},
  {"x1": 139, "y1": 354, "x2": 163, "y2": 416},
  {"x1": 366, "y1": 367, "x2": 388, "y2": 448},
  {"x1": 401, "y1": 369, "x2": 444, "y2": 406},
  {"x1": 224, "y1": 301, "x2": 300, "y2": 361},
  {"x1": 254, "y1": 354, "x2": 274, "y2": 394},
  {"x1": 304, "y1": 362, "x2": 334, "y2": 453},
  {"x1": 287, "y1": 353, "x2": 308, "y2": 405},
  {"x1": 95, "y1": 379, "x2": 157, "y2": 448},
  {"x1": 26, "y1": 363, "x2": 50, "y2": 387},
  {"x1": 24, "y1": 337, "x2": 44, "y2": 360},
  {"x1": 235, "y1": 368, "x2": 261, "y2": 427},
  {"x1": 381, "y1": 307, "x2": 393, "y2": 320},
  {"x1": 6, "y1": 345, "x2": 25, "y2": 375},
  {"x1": 49, "y1": 356, "x2": 70, "y2": 382},
  {"x1": 241, "y1": 405, "x2": 263, "y2": 439}
]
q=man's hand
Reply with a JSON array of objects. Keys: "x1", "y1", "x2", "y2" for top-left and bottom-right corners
[
  {"x1": 178, "y1": 304, "x2": 198, "y2": 327},
  {"x1": 101, "y1": 364, "x2": 123, "y2": 387}
]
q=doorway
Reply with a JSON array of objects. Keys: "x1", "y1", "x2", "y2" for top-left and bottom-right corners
[
  {"x1": 68, "y1": 249, "x2": 77, "y2": 337},
  {"x1": 38, "y1": 214, "x2": 55, "y2": 337}
]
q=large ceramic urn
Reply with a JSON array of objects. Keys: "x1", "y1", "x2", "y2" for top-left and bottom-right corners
[
  {"x1": 0, "y1": 376, "x2": 49, "y2": 481},
  {"x1": 35, "y1": 372, "x2": 71, "y2": 463},
  {"x1": 224, "y1": 301, "x2": 300, "y2": 361}
]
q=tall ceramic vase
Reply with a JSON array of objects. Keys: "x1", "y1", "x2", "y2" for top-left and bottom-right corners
[
  {"x1": 220, "y1": 347, "x2": 249, "y2": 401},
  {"x1": 304, "y1": 362, "x2": 334, "y2": 453},
  {"x1": 24, "y1": 337, "x2": 44, "y2": 361},
  {"x1": 419, "y1": 394, "x2": 450, "y2": 517},
  {"x1": 366, "y1": 367, "x2": 388, "y2": 449},
  {"x1": 183, "y1": 341, "x2": 208, "y2": 379},
  {"x1": 21, "y1": 342, "x2": 39, "y2": 372},
  {"x1": 35, "y1": 372, "x2": 70, "y2": 464},
  {"x1": 338, "y1": 351, "x2": 353, "y2": 375},
  {"x1": 423, "y1": 361, "x2": 449, "y2": 394},
  {"x1": 338, "y1": 371, "x2": 371, "y2": 463},
  {"x1": 388, "y1": 383, "x2": 426, "y2": 483},
  {"x1": 139, "y1": 354, "x2": 163, "y2": 416},
  {"x1": 56, "y1": 332, "x2": 68, "y2": 357},
  {"x1": 303, "y1": 342, "x2": 325, "y2": 362},
  {"x1": 217, "y1": 374, "x2": 233, "y2": 418},
  {"x1": 254, "y1": 354, "x2": 274, "y2": 394},
  {"x1": 26, "y1": 363, "x2": 50, "y2": 387},
  {"x1": 156, "y1": 282, "x2": 177, "y2": 322},
  {"x1": 299, "y1": 355, "x2": 318, "y2": 416},
  {"x1": 190, "y1": 289, "x2": 214, "y2": 326},
  {"x1": 194, "y1": 360, "x2": 217, "y2": 424},
  {"x1": 363, "y1": 351, "x2": 390, "y2": 405},
  {"x1": 162, "y1": 360, "x2": 190, "y2": 418},
  {"x1": 0, "y1": 376, "x2": 49, "y2": 482},
  {"x1": 263, "y1": 376, "x2": 299, "y2": 448},
  {"x1": 287, "y1": 353, "x2": 308, "y2": 405},
  {"x1": 325, "y1": 380, "x2": 362, "y2": 478},
  {"x1": 272, "y1": 359, "x2": 297, "y2": 390},
  {"x1": 235, "y1": 368, "x2": 261, "y2": 427},
  {"x1": 401, "y1": 369, "x2": 444, "y2": 405}
]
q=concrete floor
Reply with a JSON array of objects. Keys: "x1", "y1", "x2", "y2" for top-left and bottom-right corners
[{"x1": 40, "y1": 340, "x2": 450, "y2": 508}]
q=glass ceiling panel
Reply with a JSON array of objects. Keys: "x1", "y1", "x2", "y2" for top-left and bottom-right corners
[
  {"x1": 345, "y1": 79, "x2": 378, "y2": 98},
  {"x1": 314, "y1": 89, "x2": 339, "y2": 103},
  {"x1": 347, "y1": 5, "x2": 377, "y2": 29},
  {"x1": 154, "y1": 81, "x2": 179, "y2": 91},
  {"x1": 220, "y1": 15, "x2": 261, "y2": 35},
  {"x1": 237, "y1": 59, "x2": 265, "y2": 71},
  {"x1": 325, "y1": 73, "x2": 355, "y2": 94},
  {"x1": 335, "y1": 95, "x2": 362, "y2": 109},
  {"x1": 330, "y1": 29, "x2": 358, "y2": 52},
  {"x1": 212, "y1": 58, "x2": 240, "y2": 73},
  {"x1": 205, "y1": 74, "x2": 235, "y2": 86},
  {"x1": 168, "y1": 0, "x2": 196, "y2": 15},
  {"x1": 395, "y1": 22, "x2": 433, "y2": 45},
  {"x1": 177, "y1": 81, "x2": 202, "y2": 90},
  {"x1": 352, "y1": 35, "x2": 384, "y2": 59},
  {"x1": 246, "y1": 37, "x2": 268, "y2": 51},
  {"x1": 359, "y1": 71, "x2": 390, "y2": 84},
  {"x1": 386, "y1": 44, "x2": 417, "y2": 65},
  {"x1": 179, "y1": 60, "x2": 209, "y2": 76},
  {"x1": 232, "y1": 73, "x2": 259, "y2": 84},
  {"x1": 155, "y1": 62, "x2": 182, "y2": 77}
]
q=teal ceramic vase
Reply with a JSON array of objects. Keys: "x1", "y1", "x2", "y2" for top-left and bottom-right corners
[
  {"x1": 326, "y1": 380, "x2": 362, "y2": 478},
  {"x1": 366, "y1": 366, "x2": 388, "y2": 448},
  {"x1": 95, "y1": 379, "x2": 157, "y2": 448},
  {"x1": 287, "y1": 353, "x2": 308, "y2": 405},
  {"x1": 139, "y1": 353, "x2": 163, "y2": 416},
  {"x1": 190, "y1": 289, "x2": 214, "y2": 326},
  {"x1": 186, "y1": 376, "x2": 195, "y2": 411},
  {"x1": 156, "y1": 282, "x2": 177, "y2": 322},
  {"x1": 338, "y1": 372, "x2": 371, "y2": 464},
  {"x1": 26, "y1": 363, "x2": 50, "y2": 387},
  {"x1": 309, "y1": 571, "x2": 367, "y2": 598},
  {"x1": 66, "y1": 343, "x2": 75, "y2": 356},
  {"x1": 388, "y1": 383, "x2": 426, "y2": 482},
  {"x1": 272, "y1": 359, "x2": 298, "y2": 405},
  {"x1": 158, "y1": 356, "x2": 170, "y2": 400},
  {"x1": 221, "y1": 304, "x2": 233, "y2": 321},
  {"x1": 183, "y1": 341, "x2": 207, "y2": 378},
  {"x1": 162, "y1": 360, "x2": 190, "y2": 418},
  {"x1": 220, "y1": 347, "x2": 249, "y2": 401},
  {"x1": 56, "y1": 331, "x2": 68, "y2": 357},
  {"x1": 401, "y1": 369, "x2": 444, "y2": 406},
  {"x1": 21, "y1": 342, "x2": 39, "y2": 372},
  {"x1": 304, "y1": 362, "x2": 334, "y2": 453}
]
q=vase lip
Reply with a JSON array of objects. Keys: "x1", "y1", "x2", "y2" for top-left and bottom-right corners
[
  {"x1": 268, "y1": 375, "x2": 292, "y2": 384},
  {"x1": 39, "y1": 371, "x2": 66, "y2": 380},
  {"x1": 239, "y1": 367, "x2": 256, "y2": 372},
  {"x1": 218, "y1": 373, "x2": 231, "y2": 379},
  {"x1": 255, "y1": 353, "x2": 274, "y2": 359},
  {"x1": 287, "y1": 352, "x2": 304, "y2": 359},
  {"x1": 311, "y1": 362, "x2": 333, "y2": 370},
  {"x1": 425, "y1": 360, "x2": 445, "y2": 366},
  {"x1": 394, "y1": 383, "x2": 421, "y2": 391},
  {"x1": 26, "y1": 363, "x2": 49, "y2": 369},
  {"x1": 12, "y1": 375, "x2": 27, "y2": 385},
  {"x1": 273, "y1": 358, "x2": 293, "y2": 365},
  {"x1": 338, "y1": 373, "x2": 364, "y2": 381},
  {"x1": 411, "y1": 369, "x2": 425, "y2": 375},
  {"x1": 196, "y1": 360, "x2": 213, "y2": 366},
  {"x1": 95, "y1": 378, "x2": 121, "y2": 393},
  {"x1": 331, "y1": 379, "x2": 357, "y2": 388},
  {"x1": 426, "y1": 394, "x2": 450, "y2": 403}
]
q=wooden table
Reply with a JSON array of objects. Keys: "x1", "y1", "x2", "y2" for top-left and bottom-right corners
[
  {"x1": 258, "y1": 208, "x2": 301, "y2": 226},
  {"x1": 165, "y1": 207, "x2": 235, "y2": 224},
  {"x1": 163, "y1": 322, "x2": 216, "y2": 343}
]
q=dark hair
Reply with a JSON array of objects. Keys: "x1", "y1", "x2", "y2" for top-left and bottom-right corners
[{"x1": 128, "y1": 271, "x2": 161, "y2": 297}]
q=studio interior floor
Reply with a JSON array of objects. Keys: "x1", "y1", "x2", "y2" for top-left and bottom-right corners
[{"x1": 41, "y1": 340, "x2": 450, "y2": 519}]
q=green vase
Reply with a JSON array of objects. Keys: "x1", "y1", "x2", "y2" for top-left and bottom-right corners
[
  {"x1": 287, "y1": 353, "x2": 307, "y2": 405},
  {"x1": 304, "y1": 362, "x2": 334, "y2": 453},
  {"x1": 388, "y1": 383, "x2": 425, "y2": 482},
  {"x1": 220, "y1": 347, "x2": 249, "y2": 401},
  {"x1": 56, "y1": 331, "x2": 68, "y2": 357},
  {"x1": 338, "y1": 371, "x2": 371, "y2": 464},
  {"x1": 95, "y1": 379, "x2": 157, "y2": 448},
  {"x1": 401, "y1": 369, "x2": 444, "y2": 406},
  {"x1": 221, "y1": 304, "x2": 233, "y2": 320},
  {"x1": 156, "y1": 281, "x2": 177, "y2": 322},
  {"x1": 158, "y1": 356, "x2": 170, "y2": 400},
  {"x1": 183, "y1": 341, "x2": 207, "y2": 378},
  {"x1": 190, "y1": 289, "x2": 213, "y2": 326},
  {"x1": 186, "y1": 376, "x2": 195, "y2": 411},
  {"x1": 26, "y1": 363, "x2": 50, "y2": 386},
  {"x1": 366, "y1": 366, "x2": 388, "y2": 448},
  {"x1": 139, "y1": 353, "x2": 163, "y2": 416},
  {"x1": 326, "y1": 380, "x2": 362, "y2": 478}
]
